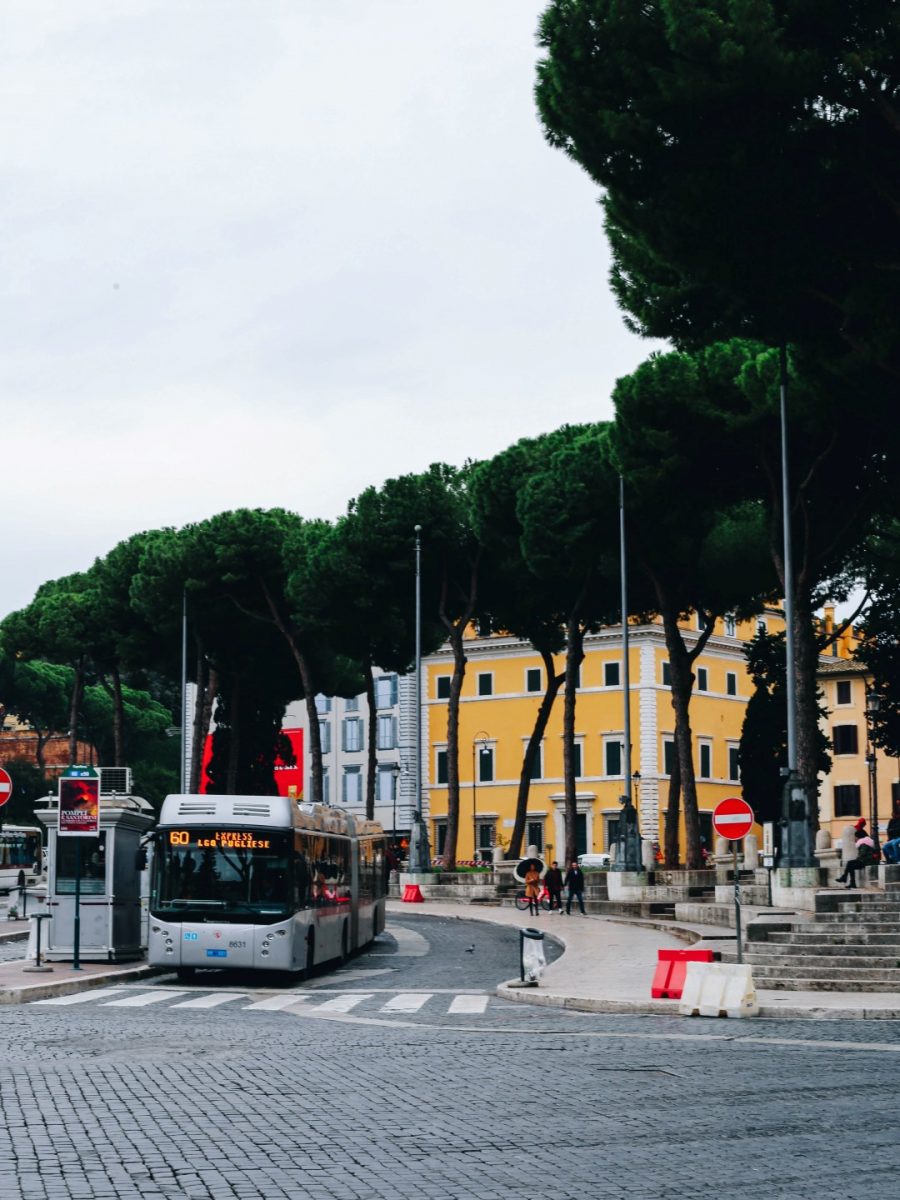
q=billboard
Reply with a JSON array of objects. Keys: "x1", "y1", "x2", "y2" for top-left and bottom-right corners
[
  {"x1": 199, "y1": 728, "x2": 304, "y2": 799},
  {"x1": 58, "y1": 774, "x2": 100, "y2": 836}
]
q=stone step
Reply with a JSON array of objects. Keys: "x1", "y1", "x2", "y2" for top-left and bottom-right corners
[
  {"x1": 749, "y1": 942, "x2": 900, "y2": 959},
  {"x1": 751, "y1": 975, "x2": 900, "y2": 993},
  {"x1": 769, "y1": 931, "x2": 900, "y2": 947},
  {"x1": 810, "y1": 918, "x2": 900, "y2": 931},
  {"x1": 745, "y1": 951, "x2": 900, "y2": 968},
  {"x1": 749, "y1": 962, "x2": 900, "y2": 983}
]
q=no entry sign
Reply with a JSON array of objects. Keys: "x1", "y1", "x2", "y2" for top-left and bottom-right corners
[
  {"x1": 713, "y1": 796, "x2": 754, "y2": 841},
  {"x1": 0, "y1": 766, "x2": 11, "y2": 807}
]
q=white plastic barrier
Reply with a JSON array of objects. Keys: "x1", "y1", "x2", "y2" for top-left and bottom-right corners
[{"x1": 678, "y1": 962, "x2": 759, "y2": 1019}]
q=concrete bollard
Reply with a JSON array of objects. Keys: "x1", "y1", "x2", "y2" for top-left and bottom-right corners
[
  {"x1": 840, "y1": 826, "x2": 856, "y2": 869},
  {"x1": 742, "y1": 833, "x2": 758, "y2": 871}
]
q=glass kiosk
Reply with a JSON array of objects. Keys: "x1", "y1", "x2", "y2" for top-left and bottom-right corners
[{"x1": 36, "y1": 785, "x2": 154, "y2": 963}]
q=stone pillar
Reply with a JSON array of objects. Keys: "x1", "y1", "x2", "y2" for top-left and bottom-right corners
[
  {"x1": 839, "y1": 826, "x2": 856, "y2": 870},
  {"x1": 641, "y1": 838, "x2": 656, "y2": 874},
  {"x1": 742, "y1": 833, "x2": 759, "y2": 871},
  {"x1": 814, "y1": 827, "x2": 841, "y2": 886}
]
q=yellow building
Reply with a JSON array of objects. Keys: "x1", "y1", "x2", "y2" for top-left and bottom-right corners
[
  {"x1": 817, "y1": 657, "x2": 899, "y2": 845},
  {"x1": 423, "y1": 608, "x2": 786, "y2": 862}
]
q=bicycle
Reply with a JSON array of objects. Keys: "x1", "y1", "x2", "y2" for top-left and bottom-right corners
[{"x1": 514, "y1": 885, "x2": 553, "y2": 913}]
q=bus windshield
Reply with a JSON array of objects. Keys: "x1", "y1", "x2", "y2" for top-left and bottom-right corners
[{"x1": 151, "y1": 828, "x2": 292, "y2": 924}]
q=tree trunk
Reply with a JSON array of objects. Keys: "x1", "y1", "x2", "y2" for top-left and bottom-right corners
[
  {"x1": 110, "y1": 664, "x2": 125, "y2": 767},
  {"x1": 507, "y1": 648, "x2": 565, "y2": 861},
  {"x1": 364, "y1": 663, "x2": 377, "y2": 821},
  {"x1": 34, "y1": 730, "x2": 48, "y2": 777},
  {"x1": 660, "y1": 608, "x2": 702, "y2": 869},
  {"x1": 441, "y1": 624, "x2": 467, "y2": 870},
  {"x1": 562, "y1": 617, "x2": 586, "y2": 865},
  {"x1": 67, "y1": 660, "x2": 84, "y2": 766},
  {"x1": 225, "y1": 677, "x2": 241, "y2": 795},
  {"x1": 258, "y1": 580, "x2": 324, "y2": 805},
  {"x1": 664, "y1": 752, "x2": 682, "y2": 868}
]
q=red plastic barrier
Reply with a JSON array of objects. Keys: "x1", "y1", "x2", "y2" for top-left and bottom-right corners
[
  {"x1": 402, "y1": 884, "x2": 424, "y2": 903},
  {"x1": 650, "y1": 948, "x2": 714, "y2": 999}
]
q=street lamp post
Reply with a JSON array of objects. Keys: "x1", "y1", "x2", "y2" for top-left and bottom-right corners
[
  {"x1": 472, "y1": 731, "x2": 490, "y2": 863},
  {"x1": 616, "y1": 475, "x2": 641, "y2": 871},
  {"x1": 866, "y1": 690, "x2": 882, "y2": 854},
  {"x1": 391, "y1": 762, "x2": 402, "y2": 851}
]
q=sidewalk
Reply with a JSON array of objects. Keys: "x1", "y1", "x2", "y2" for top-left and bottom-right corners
[
  {"x1": 2, "y1": 903, "x2": 899, "y2": 1018},
  {"x1": 388, "y1": 899, "x2": 900, "y2": 1020}
]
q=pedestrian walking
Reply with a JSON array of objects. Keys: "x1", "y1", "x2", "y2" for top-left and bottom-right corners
[
  {"x1": 545, "y1": 861, "x2": 564, "y2": 912},
  {"x1": 524, "y1": 863, "x2": 542, "y2": 917},
  {"x1": 564, "y1": 860, "x2": 586, "y2": 915}
]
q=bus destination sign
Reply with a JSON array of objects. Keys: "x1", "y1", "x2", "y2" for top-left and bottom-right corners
[{"x1": 168, "y1": 830, "x2": 272, "y2": 850}]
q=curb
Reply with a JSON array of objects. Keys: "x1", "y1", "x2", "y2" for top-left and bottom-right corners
[{"x1": 0, "y1": 962, "x2": 166, "y2": 1006}]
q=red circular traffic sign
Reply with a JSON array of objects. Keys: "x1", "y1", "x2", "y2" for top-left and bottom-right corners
[
  {"x1": 713, "y1": 796, "x2": 754, "y2": 841},
  {"x1": 0, "y1": 766, "x2": 11, "y2": 808}
]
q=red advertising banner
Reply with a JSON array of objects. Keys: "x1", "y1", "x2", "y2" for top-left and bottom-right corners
[
  {"x1": 58, "y1": 776, "x2": 100, "y2": 836},
  {"x1": 199, "y1": 728, "x2": 304, "y2": 799}
]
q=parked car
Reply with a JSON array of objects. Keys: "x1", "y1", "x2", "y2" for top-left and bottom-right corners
[{"x1": 578, "y1": 852, "x2": 610, "y2": 869}]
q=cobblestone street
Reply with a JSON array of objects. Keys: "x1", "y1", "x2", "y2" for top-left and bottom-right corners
[{"x1": 0, "y1": 917, "x2": 896, "y2": 1200}]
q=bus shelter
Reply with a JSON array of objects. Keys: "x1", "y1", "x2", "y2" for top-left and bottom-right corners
[{"x1": 36, "y1": 791, "x2": 154, "y2": 962}]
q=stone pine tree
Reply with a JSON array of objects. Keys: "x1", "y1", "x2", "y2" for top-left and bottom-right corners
[
  {"x1": 517, "y1": 424, "x2": 621, "y2": 865},
  {"x1": 536, "y1": 0, "x2": 900, "y2": 378},
  {"x1": 612, "y1": 348, "x2": 775, "y2": 867},
  {"x1": 337, "y1": 466, "x2": 478, "y2": 869},
  {"x1": 469, "y1": 435, "x2": 569, "y2": 862}
]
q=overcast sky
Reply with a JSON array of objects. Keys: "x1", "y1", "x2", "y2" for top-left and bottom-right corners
[{"x1": 1, "y1": 1, "x2": 663, "y2": 620}]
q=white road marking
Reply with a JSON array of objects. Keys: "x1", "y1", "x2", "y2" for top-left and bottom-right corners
[
  {"x1": 102, "y1": 991, "x2": 190, "y2": 1007},
  {"x1": 244, "y1": 994, "x2": 310, "y2": 1011},
  {"x1": 448, "y1": 995, "x2": 489, "y2": 1015},
  {"x1": 32, "y1": 988, "x2": 128, "y2": 1006},
  {"x1": 313, "y1": 993, "x2": 373, "y2": 1012},
  {"x1": 170, "y1": 992, "x2": 247, "y2": 1009},
  {"x1": 306, "y1": 967, "x2": 396, "y2": 988},
  {"x1": 380, "y1": 993, "x2": 429, "y2": 1013},
  {"x1": 384, "y1": 925, "x2": 429, "y2": 957}
]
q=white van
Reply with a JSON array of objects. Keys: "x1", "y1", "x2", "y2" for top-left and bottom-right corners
[{"x1": 578, "y1": 852, "x2": 610, "y2": 869}]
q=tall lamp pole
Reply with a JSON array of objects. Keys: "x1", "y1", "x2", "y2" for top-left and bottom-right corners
[
  {"x1": 414, "y1": 526, "x2": 423, "y2": 821},
  {"x1": 866, "y1": 690, "x2": 882, "y2": 854},
  {"x1": 779, "y1": 345, "x2": 812, "y2": 866},
  {"x1": 180, "y1": 589, "x2": 188, "y2": 793},
  {"x1": 616, "y1": 475, "x2": 641, "y2": 871},
  {"x1": 391, "y1": 761, "x2": 401, "y2": 852}
]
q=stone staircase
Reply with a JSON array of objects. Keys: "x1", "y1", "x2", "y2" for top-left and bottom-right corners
[{"x1": 739, "y1": 882, "x2": 900, "y2": 992}]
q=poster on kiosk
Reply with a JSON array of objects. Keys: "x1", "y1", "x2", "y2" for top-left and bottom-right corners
[{"x1": 58, "y1": 770, "x2": 100, "y2": 836}]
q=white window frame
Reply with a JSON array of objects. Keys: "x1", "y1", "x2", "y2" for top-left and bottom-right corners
[
  {"x1": 696, "y1": 666, "x2": 709, "y2": 692},
  {"x1": 315, "y1": 695, "x2": 332, "y2": 714},
  {"x1": 727, "y1": 742, "x2": 741, "y2": 783},
  {"x1": 726, "y1": 671, "x2": 738, "y2": 697},
  {"x1": 603, "y1": 660, "x2": 621, "y2": 688},
  {"x1": 320, "y1": 722, "x2": 332, "y2": 755},
  {"x1": 477, "y1": 672, "x2": 494, "y2": 697},
  {"x1": 698, "y1": 739, "x2": 713, "y2": 780},
  {"x1": 661, "y1": 736, "x2": 676, "y2": 778},
  {"x1": 375, "y1": 674, "x2": 398, "y2": 710},
  {"x1": 435, "y1": 747, "x2": 448, "y2": 786},
  {"x1": 342, "y1": 717, "x2": 364, "y2": 753},
  {"x1": 342, "y1": 766, "x2": 362, "y2": 804},
  {"x1": 603, "y1": 736, "x2": 623, "y2": 779},
  {"x1": 835, "y1": 679, "x2": 853, "y2": 707},
  {"x1": 724, "y1": 614, "x2": 737, "y2": 637},
  {"x1": 376, "y1": 714, "x2": 397, "y2": 751},
  {"x1": 525, "y1": 667, "x2": 542, "y2": 693},
  {"x1": 436, "y1": 675, "x2": 451, "y2": 700},
  {"x1": 377, "y1": 765, "x2": 397, "y2": 804}
]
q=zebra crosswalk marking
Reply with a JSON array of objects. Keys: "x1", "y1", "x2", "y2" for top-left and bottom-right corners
[
  {"x1": 313, "y1": 993, "x2": 373, "y2": 1012},
  {"x1": 380, "y1": 993, "x2": 429, "y2": 1013},
  {"x1": 448, "y1": 995, "x2": 489, "y2": 1014},
  {"x1": 170, "y1": 992, "x2": 248, "y2": 1010},
  {"x1": 32, "y1": 988, "x2": 128, "y2": 1006},
  {"x1": 102, "y1": 991, "x2": 190, "y2": 1008},
  {"x1": 243, "y1": 994, "x2": 309, "y2": 1011}
]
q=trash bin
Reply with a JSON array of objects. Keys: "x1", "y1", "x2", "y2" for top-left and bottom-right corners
[{"x1": 519, "y1": 927, "x2": 546, "y2": 986}]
